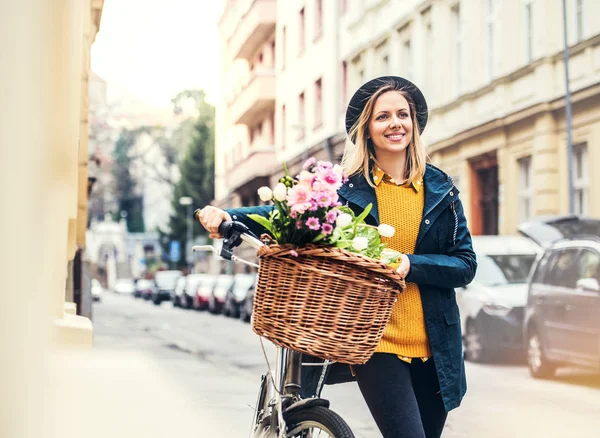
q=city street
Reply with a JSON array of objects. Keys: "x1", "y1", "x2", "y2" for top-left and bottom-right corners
[{"x1": 94, "y1": 293, "x2": 600, "y2": 438}]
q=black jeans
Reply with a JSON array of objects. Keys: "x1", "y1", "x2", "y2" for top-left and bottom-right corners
[{"x1": 354, "y1": 353, "x2": 447, "y2": 438}]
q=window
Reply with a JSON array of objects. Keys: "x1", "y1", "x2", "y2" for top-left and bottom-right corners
[
  {"x1": 452, "y1": 4, "x2": 462, "y2": 94},
  {"x1": 299, "y1": 8, "x2": 305, "y2": 55},
  {"x1": 518, "y1": 156, "x2": 533, "y2": 223},
  {"x1": 298, "y1": 92, "x2": 305, "y2": 139},
  {"x1": 282, "y1": 26, "x2": 287, "y2": 69},
  {"x1": 578, "y1": 250, "x2": 600, "y2": 284},
  {"x1": 531, "y1": 251, "x2": 552, "y2": 284},
  {"x1": 315, "y1": 0, "x2": 323, "y2": 39},
  {"x1": 486, "y1": 0, "x2": 497, "y2": 80},
  {"x1": 423, "y1": 15, "x2": 433, "y2": 91},
  {"x1": 573, "y1": 143, "x2": 588, "y2": 215},
  {"x1": 576, "y1": 0, "x2": 584, "y2": 42},
  {"x1": 381, "y1": 55, "x2": 389, "y2": 75},
  {"x1": 524, "y1": 0, "x2": 533, "y2": 63},
  {"x1": 545, "y1": 249, "x2": 580, "y2": 288},
  {"x1": 340, "y1": 0, "x2": 347, "y2": 15},
  {"x1": 403, "y1": 39, "x2": 413, "y2": 79},
  {"x1": 341, "y1": 61, "x2": 348, "y2": 112},
  {"x1": 314, "y1": 78, "x2": 323, "y2": 129},
  {"x1": 473, "y1": 254, "x2": 537, "y2": 286},
  {"x1": 270, "y1": 112, "x2": 275, "y2": 144},
  {"x1": 281, "y1": 104, "x2": 286, "y2": 149}
]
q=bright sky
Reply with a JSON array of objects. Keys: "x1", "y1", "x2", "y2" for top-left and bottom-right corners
[{"x1": 91, "y1": 0, "x2": 224, "y2": 108}]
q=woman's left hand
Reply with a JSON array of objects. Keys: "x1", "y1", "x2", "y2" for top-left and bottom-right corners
[{"x1": 396, "y1": 254, "x2": 411, "y2": 279}]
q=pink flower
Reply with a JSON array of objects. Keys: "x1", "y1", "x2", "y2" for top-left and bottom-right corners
[
  {"x1": 319, "y1": 169, "x2": 342, "y2": 188},
  {"x1": 325, "y1": 210, "x2": 338, "y2": 224},
  {"x1": 321, "y1": 223, "x2": 333, "y2": 235},
  {"x1": 313, "y1": 191, "x2": 334, "y2": 208},
  {"x1": 287, "y1": 184, "x2": 311, "y2": 206},
  {"x1": 316, "y1": 160, "x2": 333, "y2": 169},
  {"x1": 303, "y1": 157, "x2": 316, "y2": 169},
  {"x1": 290, "y1": 250, "x2": 299, "y2": 257},
  {"x1": 305, "y1": 217, "x2": 320, "y2": 230},
  {"x1": 296, "y1": 220, "x2": 303, "y2": 229},
  {"x1": 308, "y1": 200, "x2": 319, "y2": 211},
  {"x1": 291, "y1": 202, "x2": 312, "y2": 215},
  {"x1": 298, "y1": 170, "x2": 315, "y2": 185}
]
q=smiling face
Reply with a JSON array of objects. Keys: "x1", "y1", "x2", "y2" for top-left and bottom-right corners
[{"x1": 367, "y1": 91, "x2": 414, "y2": 157}]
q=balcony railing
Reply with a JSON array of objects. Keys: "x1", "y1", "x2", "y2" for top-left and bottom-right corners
[
  {"x1": 230, "y1": 69, "x2": 275, "y2": 126},
  {"x1": 227, "y1": 0, "x2": 276, "y2": 61}
]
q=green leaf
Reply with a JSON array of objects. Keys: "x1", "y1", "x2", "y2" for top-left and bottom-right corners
[
  {"x1": 355, "y1": 203, "x2": 372, "y2": 223},
  {"x1": 335, "y1": 240, "x2": 353, "y2": 248},
  {"x1": 248, "y1": 214, "x2": 274, "y2": 234}
]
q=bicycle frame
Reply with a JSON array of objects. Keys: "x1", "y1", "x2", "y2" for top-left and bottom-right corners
[{"x1": 193, "y1": 223, "x2": 332, "y2": 438}]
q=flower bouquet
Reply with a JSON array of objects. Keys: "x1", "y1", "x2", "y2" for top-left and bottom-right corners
[{"x1": 246, "y1": 158, "x2": 405, "y2": 365}]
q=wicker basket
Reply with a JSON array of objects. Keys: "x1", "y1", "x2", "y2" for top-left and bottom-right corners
[{"x1": 251, "y1": 244, "x2": 406, "y2": 365}]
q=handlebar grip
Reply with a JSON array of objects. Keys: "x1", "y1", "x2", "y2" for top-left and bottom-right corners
[{"x1": 218, "y1": 221, "x2": 233, "y2": 238}]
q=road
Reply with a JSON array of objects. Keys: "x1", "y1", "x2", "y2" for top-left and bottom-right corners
[{"x1": 93, "y1": 292, "x2": 600, "y2": 437}]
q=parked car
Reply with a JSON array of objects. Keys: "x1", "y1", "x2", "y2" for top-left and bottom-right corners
[
  {"x1": 456, "y1": 235, "x2": 540, "y2": 362},
  {"x1": 172, "y1": 276, "x2": 187, "y2": 307},
  {"x1": 522, "y1": 216, "x2": 600, "y2": 378},
  {"x1": 113, "y1": 278, "x2": 135, "y2": 294},
  {"x1": 134, "y1": 279, "x2": 155, "y2": 299},
  {"x1": 194, "y1": 274, "x2": 218, "y2": 310},
  {"x1": 239, "y1": 282, "x2": 255, "y2": 323},
  {"x1": 91, "y1": 278, "x2": 104, "y2": 302},
  {"x1": 223, "y1": 273, "x2": 257, "y2": 318},
  {"x1": 209, "y1": 274, "x2": 235, "y2": 314},
  {"x1": 176, "y1": 274, "x2": 207, "y2": 309},
  {"x1": 152, "y1": 270, "x2": 183, "y2": 305}
]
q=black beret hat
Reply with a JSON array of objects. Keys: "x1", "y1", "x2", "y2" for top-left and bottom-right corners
[{"x1": 345, "y1": 76, "x2": 429, "y2": 137}]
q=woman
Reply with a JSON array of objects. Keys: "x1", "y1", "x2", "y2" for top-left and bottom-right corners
[{"x1": 197, "y1": 76, "x2": 476, "y2": 438}]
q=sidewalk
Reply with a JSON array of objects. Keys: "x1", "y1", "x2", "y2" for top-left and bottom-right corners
[{"x1": 45, "y1": 348, "x2": 251, "y2": 438}]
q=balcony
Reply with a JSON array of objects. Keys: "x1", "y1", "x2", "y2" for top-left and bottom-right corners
[
  {"x1": 228, "y1": 0, "x2": 276, "y2": 61},
  {"x1": 227, "y1": 148, "x2": 277, "y2": 194},
  {"x1": 230, "y1": 70, "x2": 275, "y2": 126}
]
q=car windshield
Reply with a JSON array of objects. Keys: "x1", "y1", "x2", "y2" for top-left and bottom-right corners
[
  {"x1": 473, "y1": 254, "x2": 537, "y2": 287},
  {"x1": 549, "y1": 219, "x2": 600, "y2": 239}
]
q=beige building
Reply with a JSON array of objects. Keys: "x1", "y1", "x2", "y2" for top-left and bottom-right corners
[
  {"x1": 1, "y1": 0, "x2": 104, "y2": 434},
  {"x1": 344, "y1": 0, "x2": 600, "y2": 235},
  {"x1": 216, "y1": 0, "x2": 599, "y2": 236},
  {"x1": 216, "y1": 0, "x2": 278, "y2": 208}
]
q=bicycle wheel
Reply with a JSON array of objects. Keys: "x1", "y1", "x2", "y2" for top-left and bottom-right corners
[{"x1": 285, "y1": 406, "x2": 354, "y2": 438}]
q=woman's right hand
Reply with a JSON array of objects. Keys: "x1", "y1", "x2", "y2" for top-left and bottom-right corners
[{"x1": 196, "y1": 206, "x2": 232, "y2": 239}]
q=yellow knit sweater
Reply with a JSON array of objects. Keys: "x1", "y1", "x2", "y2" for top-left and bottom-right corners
[{"x1": 374, "y1": 171, "x2": 432, "y2": 358}]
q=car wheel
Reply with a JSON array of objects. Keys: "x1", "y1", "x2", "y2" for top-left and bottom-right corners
[
  {"x1": 527, "y1": 329, "x2": 556, "y2": 379},
  {"x1": 464, "y1": 319, "x2": 488, "y2": 363},
  {"x1": 152, "y1": 297, "x2": 161, "y2": 306},
  {"x1": 240, "y1": 300, "x2": 251, "y2": 323}
]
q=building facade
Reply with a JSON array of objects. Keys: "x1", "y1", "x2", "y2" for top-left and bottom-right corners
[
  {"x1": 342, "y1": 0, "x2": 600, "y2": 235},
  {"x1": 215, "y1": 0, "x2": 600, "y2": 236}
]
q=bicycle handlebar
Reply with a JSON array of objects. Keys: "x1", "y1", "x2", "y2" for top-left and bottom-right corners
[{"x1": 217, "y1": 220, "x2": 263, "y2": 260}]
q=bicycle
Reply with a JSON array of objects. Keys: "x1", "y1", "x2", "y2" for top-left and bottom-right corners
[{"x1": 194, "y1": 220, "x2": 355, "y2": 438}]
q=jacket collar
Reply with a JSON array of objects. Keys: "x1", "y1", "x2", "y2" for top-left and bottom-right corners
[{"x1": 339, "y1": 163, "x2": 456, "y2": 225}]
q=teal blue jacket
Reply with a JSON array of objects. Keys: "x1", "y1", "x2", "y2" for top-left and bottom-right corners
[{"x1": 227, "y1": 163, "x2": 477, "y2": 411}]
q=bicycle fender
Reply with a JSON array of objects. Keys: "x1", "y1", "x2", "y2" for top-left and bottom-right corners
[{"x1": 283, "y1": 397, "x2": 330, "y2": 417}]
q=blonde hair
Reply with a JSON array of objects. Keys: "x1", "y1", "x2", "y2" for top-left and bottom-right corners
[{"x1": 341, "y1": 82, "x2": 428, "y2": 187}]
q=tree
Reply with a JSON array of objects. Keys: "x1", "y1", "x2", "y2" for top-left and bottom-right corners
[
  {"x1": 112, "y1": 128, "x2": 146, "y2": 232},
  {"x1": 161, "y1": 90, "x2": 215, "y2": 266}
]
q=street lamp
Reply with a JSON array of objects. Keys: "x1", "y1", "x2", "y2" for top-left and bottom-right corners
[{"x1": 179, "y1": 196, "x2": 193, "y2": 272}]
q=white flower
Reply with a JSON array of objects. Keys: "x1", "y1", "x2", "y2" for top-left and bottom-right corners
[
  {"x1": 257, "y1": 186, "x2": 273, "y2": 202},
  {"x1": 381, "y1": 248, "x2": 401, "y2": 258},
  {"x1": 335, "y1": 213, "x2": 353, "y2": 228},
  {"x1": 351, "y1": 236, "x2": 369, "y2": 251},
  {"x1": 378, "y1": 224, "x2": 396, "y2": 238},
  {"x1": 332, "y1": 164, "x2": 344, "y2": 176},
  {"x1": 272, "y1": 183, "x2": 287, "y2": 202}
]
